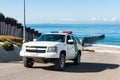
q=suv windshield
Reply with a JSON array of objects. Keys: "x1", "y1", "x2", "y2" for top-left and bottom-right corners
[{"x1": 37, "y1": 34, "x2": 65, "y2": 42}]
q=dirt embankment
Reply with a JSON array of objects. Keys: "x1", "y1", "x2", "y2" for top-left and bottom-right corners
[{"x1": 0, "y1": 46, "x2": 22, "y2": 62}]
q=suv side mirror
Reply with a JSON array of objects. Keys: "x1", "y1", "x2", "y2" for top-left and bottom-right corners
[
  {"x1": 33, "y1": 39, "x2": 37, "y2": 41},
  {"x1": 80, "y1": 39, "x2": 82, "y2": 45},
  {"x1": 68, "y1": 39, "x2": 74, "y2": 44}
]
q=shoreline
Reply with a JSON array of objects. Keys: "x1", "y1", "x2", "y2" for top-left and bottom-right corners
[{"x1": 92, "y1": 44, "x2": 120, "y2": 48}]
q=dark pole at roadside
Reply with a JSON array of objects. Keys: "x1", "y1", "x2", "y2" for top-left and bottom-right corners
[{"x1": 23, "y1": 0, "x2": 26, "y2": 43}]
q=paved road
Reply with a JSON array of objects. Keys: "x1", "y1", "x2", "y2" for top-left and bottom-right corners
[{"x1": 0, "y1": 52, "x2": 120, "y2": 80}]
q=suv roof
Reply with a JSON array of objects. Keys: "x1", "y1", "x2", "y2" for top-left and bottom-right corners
[
  {"x1": 46, "y1": 33, "x2": 69, "y2": 35},
  {"x1": 45, "y1": 31, "x2": 76, "y2": 36}
]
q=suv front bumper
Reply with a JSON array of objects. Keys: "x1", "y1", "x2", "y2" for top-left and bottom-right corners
[{"x1": 20, "y1": 51, "x2": 59, "y2": 59}]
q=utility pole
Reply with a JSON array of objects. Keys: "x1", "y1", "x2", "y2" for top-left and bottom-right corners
[{"x1": 23, "y1": 0, "x2": 26, "y2": 43}]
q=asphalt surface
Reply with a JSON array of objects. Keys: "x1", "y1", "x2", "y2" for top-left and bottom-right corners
[{"x1": 0, "y1": 52, "x2": 120, "y2": 80}]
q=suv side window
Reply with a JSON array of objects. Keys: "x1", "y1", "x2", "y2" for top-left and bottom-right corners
[
  {"x1": 67, "y1": 35, "x2": 71, "y2": 44},
  {"x1": 71, "y1": 36, "x2": 77, "y2": 44},
  {"x1": 75, "y1": 37, "x2": 81, "y2": 44}
]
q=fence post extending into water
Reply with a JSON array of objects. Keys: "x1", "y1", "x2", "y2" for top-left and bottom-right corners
[{"x1": 82, "y1": 34, "x2": 105, "y2": 46}]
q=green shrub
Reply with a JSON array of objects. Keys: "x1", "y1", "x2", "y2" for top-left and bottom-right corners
[{"x1": 2, "y1": 41, "x2": 14, "y2": 51}]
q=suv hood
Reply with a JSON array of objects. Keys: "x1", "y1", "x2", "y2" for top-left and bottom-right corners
[{"x1": 23, "y1": 41, "x2": 64, "y2": 47}]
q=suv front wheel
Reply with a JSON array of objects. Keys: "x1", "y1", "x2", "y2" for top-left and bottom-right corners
[
  {"x1": 74, "y1": 52, "x2": 81, "y2": 65},
  {"x1": 55, "y1": 53, "x2": 65, "y2": 70},
  {"x1": 23, "y1": 57, "x2": 34, "y2": 68}
]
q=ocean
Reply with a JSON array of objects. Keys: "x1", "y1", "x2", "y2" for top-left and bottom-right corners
[{"x1": 27, "y1": 24, "x2": 120, "y2": 46}]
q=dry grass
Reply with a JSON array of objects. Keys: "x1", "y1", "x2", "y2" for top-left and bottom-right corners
[
  {"x1": 0, "y1": 35, "x2": 23, "y2": 47},
  {"x1": 0, "y1": 44, "x2": 2, "y2": 48},
  {"x1": 0, "y1": 35, "x2": 22, "y2": 42},
  {"x1": 82, "y1": 48, "x2": 95, "y2": 52}
]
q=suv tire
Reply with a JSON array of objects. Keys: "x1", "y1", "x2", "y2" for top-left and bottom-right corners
[
  {"x1": 23, "y1": 57, "x2": 34, "y2": 68},
  {"x1": 55, "y1": 53, "x2": 65, "y2": 70},
  {"x1": 74, "y1": 51, "x2": 81, "y2": 65}
]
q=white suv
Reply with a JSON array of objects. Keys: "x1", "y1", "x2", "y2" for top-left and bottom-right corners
[{"x1": 20, "y1": 31, "x2": 82, "y2": 70}]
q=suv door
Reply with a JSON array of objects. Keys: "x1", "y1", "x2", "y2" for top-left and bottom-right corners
[
  {"x1": 71, "y1": 36, "x2": 78, "y2": 58},
  {"x1": 66, "y1": 35, "x2": 75, "y2": 59}
]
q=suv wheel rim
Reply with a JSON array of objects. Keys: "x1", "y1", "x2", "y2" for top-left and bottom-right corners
[
  {"x1": 77, "y1": 54, "x2": 80, "y2": 63},
  {"x1": 60, "y1": 54, "x2": 65, "y2": 68},
  {"x1": 28, "y1": 61, "x2": 33, "y2": 66}
]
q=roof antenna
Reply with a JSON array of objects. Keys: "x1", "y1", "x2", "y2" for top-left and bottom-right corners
[{"x1": 23, "y1": 0, "x2": 26, "y2": 43}]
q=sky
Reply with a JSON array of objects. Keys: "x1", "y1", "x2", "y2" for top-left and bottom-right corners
[{"x1": 0, "y1": 0, "x2": 120, "y2": 24}]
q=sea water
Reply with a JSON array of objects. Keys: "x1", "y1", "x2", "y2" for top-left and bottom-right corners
[{"x1": 27, "y1": 24, "x2": 120, "y2": 46}]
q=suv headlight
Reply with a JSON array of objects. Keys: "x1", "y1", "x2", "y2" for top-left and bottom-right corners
[
  {"x1": 47, "y1": 46, "x2": 58, "y2": 53},
  {"x1": 21, "y1": 45, "x2": 25, "y2": 51}
]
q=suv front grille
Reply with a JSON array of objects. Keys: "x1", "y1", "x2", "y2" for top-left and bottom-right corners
[
  {"x1": 26, "y1": 49, "x2": 46, "y2": 53},
  {"x1": 26, "y1": 46, "x2": 47, "y2": 48},
  {"x1": 26, "y1": 46, "x2": 47, "y2": 53}
]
